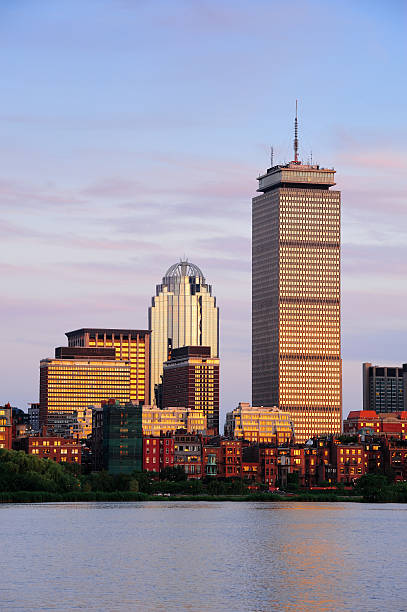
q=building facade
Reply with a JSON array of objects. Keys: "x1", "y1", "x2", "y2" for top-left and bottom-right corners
[
  {"x1": 40, "y1": 353, "x2": 131, "y2": 435},
  {"x1": 174, "y1": 433, "x2": 202, "y2": 479},
  {"x1": 28, "y1": 403, "x2": 40, "y2": 433},
  {"x1": 162, "y1": 346, "x2": 219, "y2": 433},
  {"x1": 13, "y1": 435, "x2": 81, "y2": 463},
  {"x1": 252, "y1": 158, "x2": 342, "y2": 442},
  {"x1": 142, "y1": 405, "x2": 207, "y2": 437},
  {"x1": 143, "y1": 436, "x2": 174, "y2": 473},
  {"x1": 225, "y1": 402, "x2": 295, "y2": 445},
  {"x1": 149, "y1": 261, "x2": 218, "y2": 406},
  {"x1": 362, "y1": 363, "x2": 406, "y2": 413},
  {"x1": 100, "y1": 400, "x2": 143, "y2": 475},
  {"x1": 0, "y1": 404, "x2": 13, "y2": 450},
  {"x1": 66, "y1": 328, "x2": 150, "y2": 406},
  {"x1": 344, "y1": 410, "x2": 407, "y2": 439}
]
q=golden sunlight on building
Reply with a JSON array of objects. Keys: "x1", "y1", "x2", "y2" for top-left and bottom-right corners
[
  {"x1": 142, "y1": 405, "x2": 207, "y2": 437},
  {"x1": 224, "y1": 402, "x2": 295, "y2": 445}
]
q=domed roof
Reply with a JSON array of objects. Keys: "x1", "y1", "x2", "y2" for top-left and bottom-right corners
[{"x1": 164, "y1": 260, "x2": 205, "y2": 280}]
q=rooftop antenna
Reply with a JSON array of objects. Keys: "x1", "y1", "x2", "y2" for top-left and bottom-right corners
[
  {"x1": 270, "y1": 146, "x2": 274, "y2": 167},
  {"x1": 294, "y1": 99, "x2": 299, "y2": 163},
  {"x1": 310, "y1": 150, "x2": 313, "y2": 165}
]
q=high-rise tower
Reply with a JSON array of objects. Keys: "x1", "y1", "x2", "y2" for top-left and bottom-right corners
[
  {"x1": 252, "y1": 115, "x2": 342, "y2": 442},
  {"x1": 149, "y1": 261, "x2": 219, "y2": 405}
]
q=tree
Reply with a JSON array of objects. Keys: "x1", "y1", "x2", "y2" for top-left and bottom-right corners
[
  {"x1": 160, "y1": 466, "x2": 187, "y2": 482},
  {"x1": 355, "y1": 474, "x2": 393, "y2": 502}
]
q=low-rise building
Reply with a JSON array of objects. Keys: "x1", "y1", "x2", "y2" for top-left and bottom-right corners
[
  {"x1": 385, "y1": 440, "x2": 407, "y2": 482},
  {"x1": 0, "y1": 404, "x2": 13, "y2": 450},
  {"x1": 344, "y1": 410, "x2": 407, "y2": 439},
  {"x1": 225, "y1": 403, "x2": 295, "y2": 445},
  {"x1": 13, "y1": 435, "x2": 81, "y2": 463},
  {"x1": 142, "y1": 405, "x2": 207, "y2": 437},
  {"x1": 143, "y1": 436, "x2": 174, "y2": 473},
  {"x1": 174, "y1": 433, "x2": 202, "y2": 479}
]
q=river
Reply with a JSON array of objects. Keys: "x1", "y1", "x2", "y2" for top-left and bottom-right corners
[{"x1": 0, "y1": 501, "x2": 406, "y2": 611}]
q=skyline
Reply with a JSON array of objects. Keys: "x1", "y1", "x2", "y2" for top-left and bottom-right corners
[{"x1": 1, "y1": 1, "x2": 407, "y2": 426}]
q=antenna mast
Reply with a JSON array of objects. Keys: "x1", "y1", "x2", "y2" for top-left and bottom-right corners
[
  {"x1": 270, "y1": 146, "x2": 274, "y2": 167},
  {"x1": 294, "y1": 99, "x2": 299, "y2": 163}
]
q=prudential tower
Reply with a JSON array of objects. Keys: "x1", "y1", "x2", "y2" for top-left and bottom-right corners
[
  {"x1": 149, "y1": 261, "x2": 219, "y2": 405},
  {"x1": 252, "y1": 108, "x2": 342, "y2": 442}
]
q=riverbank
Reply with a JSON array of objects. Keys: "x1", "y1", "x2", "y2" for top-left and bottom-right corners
[{"x1": 0, "y1": 490, "x2": 363, "y2": 503}]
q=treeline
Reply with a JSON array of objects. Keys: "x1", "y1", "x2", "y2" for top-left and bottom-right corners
[
  {"x1": 0, "y1": 449, "x2": 79, "y2": 493},
  {"x1": 2, "y1": 449, "x2": 407, "y2": 503},
  {"x1": 355, "y1": 474, "x2": 407, "y2": 503},
  {"x1": 0, "y1": 450, "x2": 250, "y2": 498}
]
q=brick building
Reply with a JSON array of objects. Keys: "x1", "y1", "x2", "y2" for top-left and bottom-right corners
[
  {"x1": 174, "y1": 433, "x2": 202, "y2": 479},
  {"x1": 143, "y1": 436, "x2": 174, "y2": 473},
  {"x1": 344, "y1": 410, "x2": 407, "y2": 439},
  {"x1": 0, "y1": 404, "x2": 13, "y2": 450},
  {"x1": 13, "y1": 434, "x2": 81, "y2": 464},
  {"x1": 163, "y1": 346, "x2": 219, "y2": 433}
]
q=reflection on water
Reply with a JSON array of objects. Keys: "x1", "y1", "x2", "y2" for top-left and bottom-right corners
[{"x1": 0, "y1": 502, "x2": 406, "y2": 611}]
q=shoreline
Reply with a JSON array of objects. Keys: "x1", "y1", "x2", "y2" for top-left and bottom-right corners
[{"x1": 0, "y1": 491, "x2": 365, "y2": 503}]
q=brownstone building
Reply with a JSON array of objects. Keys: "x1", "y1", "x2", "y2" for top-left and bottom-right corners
[
  {"x1": 174, "y1": 433, "x2": 202, "y2": 479},
  {"x1": 14, "y1": 434, "x2": 81, "y2": 464},
  {"x1": 163, "y1": 346, "x2": 219, "y2": 434}
]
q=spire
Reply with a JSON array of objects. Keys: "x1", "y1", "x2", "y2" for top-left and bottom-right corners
[{"x1": 294, "y1": 99, "x2": 299, "y2": 163}]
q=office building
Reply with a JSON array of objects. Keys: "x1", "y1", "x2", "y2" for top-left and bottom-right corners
[
  {"x1": 162, "y1": 346, "x2": 220, "y2": 433},
  {"x1": 101, "y1": 400, "x2": 143, "y2": 474},
  {"x1": 362, "y1": 363, "x2": 406, "y2": 413},
  {"x1": 66, "y1": 328, "x2": 150, "y2": 405},
  {"x1": 40, "y1": 348, "x2": 131, "y2": 435},
  {"x1": 142, "y1": 405, "x2": 207, "y2": 436},
  {"x1": 225, "y1": 402, "x2": 295, "y2": 445},
  {"x1": 149, "y1": 261, "x2": 218, "y2": 405},
  {"x1": 252, "y1": 115, "x2": 342, "y2": 442}
]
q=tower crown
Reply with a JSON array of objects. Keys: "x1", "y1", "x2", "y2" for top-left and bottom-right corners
[{"x1": 164, "y1": 261, "x2": 205, "y2": 282}]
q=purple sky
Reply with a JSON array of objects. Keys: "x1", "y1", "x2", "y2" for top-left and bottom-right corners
[{"x1": 1, "y1": 0, "x2": 406, "y2": 425}]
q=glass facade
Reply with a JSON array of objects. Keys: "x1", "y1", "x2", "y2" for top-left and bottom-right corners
[
  {"x1": 40, "y1": 359, "x2": 131, "y2": 435},
  {"x1": 253, "y1": 163, "x2": 342, "y2": 443},
  {"x1": 149, "y1": 262, "x2": 219, "y2": 405},
  {"x1": 66, "y1": 328, "x2": 149, "y2": 405}
]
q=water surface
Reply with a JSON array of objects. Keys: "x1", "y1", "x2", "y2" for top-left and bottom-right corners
[{"x1": 1, "y1": 501, "x2": 406, "y2": 611}]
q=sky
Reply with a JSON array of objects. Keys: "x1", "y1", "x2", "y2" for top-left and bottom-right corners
[{"x1": 1, "y1": 0, "x2": 406, "y2": 426}]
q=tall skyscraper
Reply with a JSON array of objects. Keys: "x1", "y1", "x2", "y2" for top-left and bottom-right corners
[
  {"x1": 149, "y1": 261, "x2": 219, "y2": 405},
  {"x1": 252, "y1": 112, "x2": 342, "y2": 442}
]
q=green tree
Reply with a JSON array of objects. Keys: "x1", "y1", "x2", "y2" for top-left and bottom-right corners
[{"x1": 355, "y1": 474, "x2": 393, "y2": 502}]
